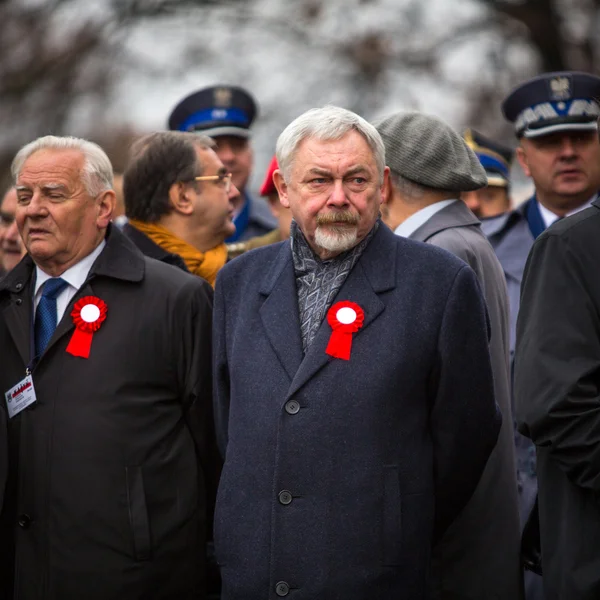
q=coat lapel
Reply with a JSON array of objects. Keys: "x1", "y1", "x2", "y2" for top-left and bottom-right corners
[
  {"x1": 286, "y1": 224, "x2": 397, "y2": 399},
  {"x1": 259, "y1": 243, "x2": 304, "y2": 381},
  {"x1": 37, "y1": 225, "x2": 146, "y2": 360}
]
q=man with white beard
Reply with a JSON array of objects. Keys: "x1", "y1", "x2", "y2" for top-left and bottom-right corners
[{"x1": 212, "y1": 105, "x2": 501, "y2": 600}]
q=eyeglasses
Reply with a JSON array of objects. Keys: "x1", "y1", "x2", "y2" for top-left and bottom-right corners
[{"x1": 194, "y1": 173, "x2": 233, "y2": 193}]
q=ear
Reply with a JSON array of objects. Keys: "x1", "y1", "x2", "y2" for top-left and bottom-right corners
[
  {"x1": 273, "y1": 170, "x2": 290, "y2": 208},
  {"x1": 168, "y1": 181, "x2": 195, "y2": 216},
  {"x1": 516, "y1": 146, "x2": 531, "y2": 178},
  {"x1": 96, "y1": 190, "x2": 115, "y2": 228},
  {"x1": 380, "y1": 167, "x2": 391, "y2": 205}
]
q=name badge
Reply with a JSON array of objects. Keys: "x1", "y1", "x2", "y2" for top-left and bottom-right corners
[{"x1": 4, "y1": 374, "x2": 37, "y2": 419}]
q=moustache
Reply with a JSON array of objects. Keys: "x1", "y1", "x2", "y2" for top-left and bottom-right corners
[{"x1": 316, "y1": 212, "x2": 360, "y2": 226}]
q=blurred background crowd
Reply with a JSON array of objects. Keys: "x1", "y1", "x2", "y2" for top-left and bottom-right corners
[{"x1": 0, "y1": 0, "x2": 598, "y2": 200}]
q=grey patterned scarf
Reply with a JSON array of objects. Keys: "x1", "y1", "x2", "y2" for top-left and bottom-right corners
[{"x1": 291, "y1": 220, "x2": 379, "y2": 353}]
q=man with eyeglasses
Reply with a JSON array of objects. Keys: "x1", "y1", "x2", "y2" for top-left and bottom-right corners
[
  {"x1": 168, "y1": 85, "x2": 277, "y2": 243},
  {"x1": 122, "y1": 131, "x2": 239, "y2": 287}
]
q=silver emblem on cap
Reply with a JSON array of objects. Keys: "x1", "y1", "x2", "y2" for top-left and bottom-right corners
[
  {"x1": 550, "y1": 76, "x2": 570, "y2": 101},
  {"x1": 214, "y1": 87, "x2": 232, "y2": 107}
]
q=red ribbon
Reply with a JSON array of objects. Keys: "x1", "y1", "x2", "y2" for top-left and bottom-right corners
[
  {"x1": 66, "y1": 296, "x2": 107, "y2": 358},
  {"x1": 325, "y1": 301, "x2": 364, "y2": 360}
]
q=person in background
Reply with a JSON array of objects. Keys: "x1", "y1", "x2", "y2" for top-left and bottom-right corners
[
  {"x1": 122, "y1": 131, "x2": 238, "y2": 286},
  {"x1": 212, "y1": 105, "x2": 501, "y2": 600},
  {"x1": 168, "y1": 84, "x2": 276, "y2": 242},
  {"x1": 462, "y1": 128, "x2": 514, "y2": 218},
  {"x1": 514, "y1": 179, "x2": 600, "y2": 599},
  {"x1": 375, "y1": 111, "x2": 522, "y2": 600},
  {"x1": 0, "y1": 135, "x2": 217, "y2": 600},
  {"x1": 0, "y1": 187, "x2": 26, "y2": 276},
  {"x1": 226, "y1": 155, "x2": 292, "y2": 258},
  {"x1": 493, "y1": 70, "x2": 600, "y2": 599}
]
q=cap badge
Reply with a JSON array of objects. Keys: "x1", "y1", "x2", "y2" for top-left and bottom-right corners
[
  {"x1": 214, "y1": 87, "x2": 232, "y2": 107},
  {"x1": 550, "y1": 76, "x2": 571, "y2": 101}
]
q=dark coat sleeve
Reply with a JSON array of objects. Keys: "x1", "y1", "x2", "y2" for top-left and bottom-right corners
[
  {"x1": 176, "y1": 277, "x2": 220, "y2": 506},
  {"x1": 0, "y1": 401, "x2": 5, "y2": 515},
  {"x1": 515, "y1": 233, "x2": 600, "y2": 493},
  {"x1": 431, "y1": 265, "x2": 501, "y2": 537},
  {"x1": 212, "y1": 274, "x2": 230, "y2": 458}
]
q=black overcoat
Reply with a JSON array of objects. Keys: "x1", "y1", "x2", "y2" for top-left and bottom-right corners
[
  {"x1": 515, "y1": 199, "x2": 600, "y2": 600},
  {"x1": 0, "y1": 226, "x2": 217, "y2": 600},
  {"x1": 213, "y1": 223, "x2": 501, "y2": 600}
]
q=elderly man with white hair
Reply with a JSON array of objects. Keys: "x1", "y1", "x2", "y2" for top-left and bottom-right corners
[
  {"x1": 0, "y1": 136, "x2": 218, "y2": 599},
  {"x1": 212, "y1": 105, "x2": 501, "y2": 600}
]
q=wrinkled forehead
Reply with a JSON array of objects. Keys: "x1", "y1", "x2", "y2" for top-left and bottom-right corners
[
  {"x1": 17, "y1": 148, "x2": 85, "y2": 187},
  {"x1": 293, "y1": 132, "x2": 378, "y2": 174}
]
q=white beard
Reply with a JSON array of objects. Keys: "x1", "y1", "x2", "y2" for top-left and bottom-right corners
[{"x1": 314, "y1": 225, "x2": 358, "y2": 254}]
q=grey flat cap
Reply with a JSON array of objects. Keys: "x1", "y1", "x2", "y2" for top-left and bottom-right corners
[{"x1": 373, "y1": 112, "x2": 487, "y2": 191}]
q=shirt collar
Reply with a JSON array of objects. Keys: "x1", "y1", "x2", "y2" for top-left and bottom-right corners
[
  {"x1": 537, "y1": 194, "x2": 597, "y2": 229},
  {"x1": 394, "y1": 199, "x2": 457, "y2": 238},
  {"x1": 34, "y1": 240, "x2": 106, "y2": 296}
]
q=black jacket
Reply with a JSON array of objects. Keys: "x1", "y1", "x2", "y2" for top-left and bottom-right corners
[
  {"x1": 0, "y1": 226, "x2": 217, "y2": 599},
  {"x1": 515, "y1": 199, "x2": 600, "y2": 600}
]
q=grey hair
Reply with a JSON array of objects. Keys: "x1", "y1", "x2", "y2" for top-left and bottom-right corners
[
  {"x1": 11, "y1": 135, "x2": 113, "y2": 197},
  {"x1": 276, "y1": 105, "x2": 386, "y2": 182},
  {"x1": 389, "y1": 171, "x2": 453, "y2": 201}
]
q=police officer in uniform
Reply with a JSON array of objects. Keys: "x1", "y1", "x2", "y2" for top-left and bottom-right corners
[
  {"x1": 486, "y1": 71, "x2": 600, "y2": 600},
  {"x1": 168, "y1": 85, "x2": 277, "y2": 243},
  {"x1": 462, "y1": 128, "x2": 514, "y2": 218}
]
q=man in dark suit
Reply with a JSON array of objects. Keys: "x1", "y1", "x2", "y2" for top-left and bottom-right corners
[
  {"x1": 375, "y1": 111, "x2": 522, "y2": 600},
  {"x1": 0, "y1": 135, "x2": 217, "y2": 599},
  {"x1": 213, "y1": 105, "x2": 501, "y2": 599},
  {"x1": 515, "y1": 190, "x2": 600, "y2": 600},
  {"x1": 492, "y1": 72, "x2": 600, "y2": 598}
]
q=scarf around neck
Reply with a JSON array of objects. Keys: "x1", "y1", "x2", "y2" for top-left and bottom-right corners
[
  {"x1": 291, "y1": 220, "x2": 379, "y2": 353},
  {"x1": 128, "y1": 219, "x2": 227, "y2": 287}
]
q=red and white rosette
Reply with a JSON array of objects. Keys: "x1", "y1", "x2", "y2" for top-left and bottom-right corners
[
  {"x1": 66, "y1": 296, "x2": 107, "y2": 358},
  {"x1": 325, "y1": 300, "x2": 364, "y2": 360}
]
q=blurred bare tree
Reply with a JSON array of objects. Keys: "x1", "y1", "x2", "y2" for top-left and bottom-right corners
[
  {"x1": 0, "y1": 0, "x2": 597, "y2": 191},
  {"x1": 0, "y1": 0, "x2": 246, "y2": 188}
]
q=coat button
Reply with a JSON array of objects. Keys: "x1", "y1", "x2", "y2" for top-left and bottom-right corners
[
  {"x1": 15, "y1": 299, "x2": 22, "y2": 306},
  {"x1": 15, "y1": 283, "x2": 23, "y2": 290},
  {"x1": 285, "y1": 400, "x2": 300, "y2": 415},
  {"x1": 275, "y1": 581, "x2": 290, "y2": 597},
  {"x1": 278, "y1": 490, "x2": 293, "y2": 505},
  {"x1": 18, "y1": 514, "x2": 31, "y2": 529}
]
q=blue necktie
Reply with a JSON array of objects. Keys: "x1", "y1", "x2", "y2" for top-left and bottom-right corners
[{"x1": 34, "y1": 277, "x2": 68, "y2": 356}]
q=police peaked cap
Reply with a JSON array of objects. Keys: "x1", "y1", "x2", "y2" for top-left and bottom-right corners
[
  {"x1": 168, "y1": 85, "x2": 258, "y2": 138},
  {"x1": 463, "y1": 128, "x2": 514, "y2": 188},
  {"x1": 502, "y1": 71, "x2": 600, "y2": 138}
]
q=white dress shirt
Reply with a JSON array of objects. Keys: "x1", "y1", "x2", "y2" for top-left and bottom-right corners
[
  {"x1": 537, "y1": 195, "x2": 596, "y2": 229},
  {"x1": 394, "y1": 199, "x2": 457, "y2": 238},
  {"x1": 34, "y1": 240, "x2": 106, "y2": 323}
]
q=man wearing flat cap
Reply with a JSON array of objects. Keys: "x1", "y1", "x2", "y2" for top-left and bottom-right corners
[
  {"x1": 375, "y1": 111, "x2": 522, "y2": 600},
  {"x1": 213, "y1": 105, "x2": 501, "y2": 599},
  {"x1": 512, "y1": 81, "x2": 600, "y2": 599},
  {"x1": 168, "y1": 85, "x2": 276, "y2": 242},
  {"x1": 462, "y1": 128, "x2": 514, "y2": 218}
]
